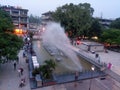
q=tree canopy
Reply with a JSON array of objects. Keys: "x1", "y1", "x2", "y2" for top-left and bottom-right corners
[
  {"x1": 100, "y1": 29, "x2": 120, "y2": 45},
  {"x1": 52, "y1": 3, "x2": 94, "y2": 38},
  {"x1": 29, "y1": 14, "x2": 41, "y2": 24},
  {"x1": 0, "y1": 9, "x2": 14, "y2": 32},
  {"x1": 40, "y1": 59, "x2": 56, "y2": 79},
  {"x1": 89, "y1": 18, "x2": 102, "y2": 38},
  {"x1": 0, "y1": 9, "x2": 23, "y2": 63},
  {"x1": 32, "y1": 59, "x2": 56, "y2": 79}
]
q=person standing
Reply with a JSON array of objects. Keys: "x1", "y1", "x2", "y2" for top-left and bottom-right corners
[
  {"x1": 18, "y1": 68, "x2": 21, "y2": 77},
  {"x1": 20, "y1": 68, "x2": 24, "y2": 75},
  {"x1": 74, "y1": 71, "x2": 79, "y2": 87},
  {"x1": 95, "y1": 54, "x2": 100, "y2": 63},
  {"x1": 75, "y1": 71, "x2": 79, "y2": 81},
  {"x1": 13, "y1": 61, "x2": 17, "y2": 70},
  {"x1": 108, "y1": 63, "x2": 112, "y2": 69}
]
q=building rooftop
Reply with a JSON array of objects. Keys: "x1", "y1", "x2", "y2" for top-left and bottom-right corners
[{"x1": 0, "y1": 5, "x2": 28, "y2": 11}]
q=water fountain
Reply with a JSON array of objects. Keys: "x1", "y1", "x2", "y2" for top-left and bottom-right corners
[{"x1": 42, "y1": 22, "x2": 82, "y2": 71}]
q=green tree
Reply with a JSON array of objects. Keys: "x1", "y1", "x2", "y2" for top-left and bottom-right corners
[
  {"x1": 88, "y1": 18, "x2": 102, "y2": 38},
  {"x1": 0, "y1": 9, "x2": 23, "y2": 63},
  {"x1": 44, "y1": 59, "x2": 56, "y2": 70},
  {"x1": 110, "y1": 18, "x2": 120, "y2": 29},
  {"x1": 39, "y1": 59, "x2": 56, "y2": 79},
  {"x1": 52, "y1": 3, "x2": 94, "y2": 38},
  {"x1": 100, "y1": 29, "x2": 120, "y2": 45},
  {"x1": 0, "y1": 9, "x2": 14, "y2": 32},
  {"x1": 29, "y1": 14, "x2": 41, "y2": 24}
]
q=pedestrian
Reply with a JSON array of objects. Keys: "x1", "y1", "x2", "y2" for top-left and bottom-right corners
[
  {"x1": 108, "y1": 63, "x2": 112, "y2": 69},
  {"x1": 75, "y1": 71, "x2": 79, "y2": 81},
  {"x1": 18, "y1": 68, "x2": 21, "y2": 77},
  {"x1": 74, "y1": 71, "x2": 79, "y2": 87},
  {"x1": 95, "y1": 54, "x2": 100, "y2": 63},
  {"x1": 13, "y1": 61, "x2": 17, "y2": 70},
  {"x1": 23, "y1": 51, "x2": 26, "y2": 57},
  {"x1": 88, "y1": 45, "x2": 90, "y2": 51},
  {"x1": 20, "y1": 68, "x2": 24, "y2": 75},
  {"x1": 19, "y1": 78, "x2": 25, "y2": 87}
]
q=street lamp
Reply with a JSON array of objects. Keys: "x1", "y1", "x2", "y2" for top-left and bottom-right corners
[{"x1": 89, "y1": 65, "x2": 95, "y2": 90}]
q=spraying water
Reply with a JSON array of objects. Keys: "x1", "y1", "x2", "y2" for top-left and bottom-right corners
[{"x1": 42, "y1": 22, "x2": 82, "y2": 71}]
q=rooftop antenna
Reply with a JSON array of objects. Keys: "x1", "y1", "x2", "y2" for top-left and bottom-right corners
[{"x1": 100, "y1": 12, "x2": 103, "y2": 19}]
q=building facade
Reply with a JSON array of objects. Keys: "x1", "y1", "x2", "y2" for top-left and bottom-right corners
[
  {"x1": 97, "y1": 18, "x2": 114, "y2": 28},
  {"x1": 41, "y1": 11, "x2": 53, "y2": 25},
  {"x1": 0, "y1": 5, "x2": 29, "y2": 33}
]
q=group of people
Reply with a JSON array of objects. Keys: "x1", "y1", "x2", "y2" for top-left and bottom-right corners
[
  {"x1": 13, "y1": 54, "x2": 25, "y2": 88},
  {"x1": 13, "y1": 60, "x2": 24, "y2": 76}
]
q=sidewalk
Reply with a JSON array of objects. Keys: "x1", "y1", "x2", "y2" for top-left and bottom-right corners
[{"x1": 0, "y1": 50, "x2": 30, "y2": 90}]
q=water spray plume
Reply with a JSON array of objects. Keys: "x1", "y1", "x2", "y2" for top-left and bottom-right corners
[{"x1": 42, "y1": 22, "x2": 82, "y2": 71}]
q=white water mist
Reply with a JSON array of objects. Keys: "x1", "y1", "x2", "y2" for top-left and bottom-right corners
[{"x1": 42, "y1": 22, "x2": 82, "y2": 71}]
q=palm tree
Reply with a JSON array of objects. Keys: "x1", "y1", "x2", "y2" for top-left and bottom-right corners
[
  {"x1": 39, "y1": 59, "x2": 56, "y2": 79},
  {"x1": 44, "y1": 59, "x2": 56, "y2": 70}
]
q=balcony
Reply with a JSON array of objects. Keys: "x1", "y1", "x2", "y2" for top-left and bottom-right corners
[
  {"x1": 20, "y1": 20, "x2": 28, "y2": 24},
  {"x1": 20, "y1": 14, "x2": 27, "y2": 17},
  {"x1": 13, "y1": 20, "x2": 19, "y2": 23},
  {"x1": 11, "y1": 13, "x2": 19, "y2": 17}
]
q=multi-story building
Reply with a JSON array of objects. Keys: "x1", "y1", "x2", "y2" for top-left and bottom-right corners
[
  {"x1": 41, "y1": 11, "x2": 53, "y2": 25},
  {"x1": 97, "y1": 18, "x2": 114, "y2": 28},
  {"x1": 0, "y1": 5, "x2": 29, "y2": 34}
]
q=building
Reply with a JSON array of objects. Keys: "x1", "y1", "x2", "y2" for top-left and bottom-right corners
[
  {"x1": 41, "y1": 11, "x2": 53, "y2": 25},
  {"x1": 0, "y1": 5, "x2": 29, "y2": 34},
  {"x1": 97, "y1": 18, "x2": 114, "y2": 28}
]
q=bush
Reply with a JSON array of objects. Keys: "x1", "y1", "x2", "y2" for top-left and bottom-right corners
[{"x1": 32, "y1": 68, "x2": 40, "y2": 76}]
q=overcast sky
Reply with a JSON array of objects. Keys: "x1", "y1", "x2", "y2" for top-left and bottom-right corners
[{"x1": 0, "y1": 0, "x2": 120, "y2": 19}]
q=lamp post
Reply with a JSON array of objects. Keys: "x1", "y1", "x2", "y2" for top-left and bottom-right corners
[{"x1": 89, "y1": 65, "x2": 95, "y2": 90}]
